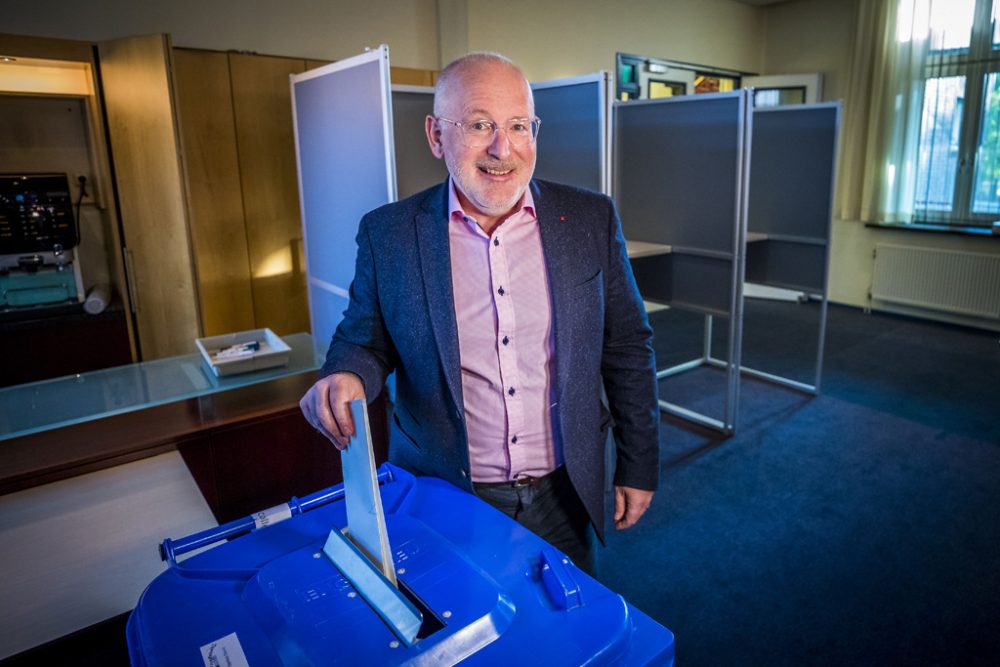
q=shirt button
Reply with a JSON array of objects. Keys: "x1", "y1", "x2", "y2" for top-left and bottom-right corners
[
  {"x1": 502, "y1": 335, "x2": 509, "y2": 345},
  {"x1": 511, "y1": 435, "x2": 518, "y2": 444},
  {"x1": 508, "y1": 387, "x2": 515, "y2": 396},
  {"x1": 493, "y1": 238, "x2": 499, "y2": 246},
  {"x1": 497, "y1": 287, "x2": 505, "y2": 296}
]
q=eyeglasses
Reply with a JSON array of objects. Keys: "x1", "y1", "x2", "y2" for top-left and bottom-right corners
[{"x1": 435, "y1": 116, "x2": 541, "y2": 148}]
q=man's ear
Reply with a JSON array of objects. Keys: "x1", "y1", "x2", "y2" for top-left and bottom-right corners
[{"x1": 425, "y1": 115, "x2": 444, "y2": 159}]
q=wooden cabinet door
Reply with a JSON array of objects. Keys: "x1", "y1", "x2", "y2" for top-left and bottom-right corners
[
  {"x1": 98, "y1": 34, "x2": 200, "y2": 359},
  {"x1": 229, "y1": 53, "x2": 310, "y2": 336},
  {"x1": 173, "y1": 48, "x2": 256, "y2": 336}
]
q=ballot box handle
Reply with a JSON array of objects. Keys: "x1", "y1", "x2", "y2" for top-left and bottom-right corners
[
  {"x1": 539, "y1": 547, "x2": 584, "y2": 610},
  {"x1": 160, "y1": 466, "x2": 396, "y2": 565}
]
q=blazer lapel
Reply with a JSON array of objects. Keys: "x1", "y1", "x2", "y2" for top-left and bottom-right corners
[
  {"x1": 534, "y1": 180, "x2": 577, "y2": 404},
  {"x1": 415, "y1": 184, "x2": 464, "y2": 410}
]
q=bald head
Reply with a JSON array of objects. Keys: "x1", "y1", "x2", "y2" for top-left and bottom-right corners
[
  {"x1": 425, "y1": 51, "x2": 537, "y2": 232},
  {"x1": 433, "y1": 52, "x2": 533, "y2": 118}
]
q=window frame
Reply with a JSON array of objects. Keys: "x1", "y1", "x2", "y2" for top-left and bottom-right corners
[{"x1": 915, "y1": 0, "x2": 1000, "y2": 226}]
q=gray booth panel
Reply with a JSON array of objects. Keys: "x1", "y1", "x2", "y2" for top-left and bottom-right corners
[
  {"x1": 630, "y1": 255, "x2": 673, "y2": 304},
  {"x1": 392, "y1": 89, "x2": 448, "y2": 199},
  {"x1": 615, "y1": 95, "x2": 742, "y2": 254},
  {"x1": 310, "y1": 289, "x2": 352, "y2": 353},
  {"x1": 632, "y1": 253, "x2": 735, "y2": 317},
  {"x1": 745, "y1": 240, "x2": 827, "y2": 293},
  {"x1": 533, "y1": 82, "x2": 603, "y2": 193},
  {"x1": 293, "y1": 55, "x2": 392, "y2": 342},
  {"x1": 669, "y1": 254, "x2": 736, "y2": 316},
  {"x1": 748, "y1": 106, "x2": 837, "y2": 241}
]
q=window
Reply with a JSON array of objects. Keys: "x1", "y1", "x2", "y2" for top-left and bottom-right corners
[
  {"x1": 753, "y1": 87, "x2": 807, "y2": 108},
  {"x1": 910, "y1": 0, "x2": 1000, "y2": 223},
  {"x1": 614, "y1": 52, "x2": 746, "y2": 102}
]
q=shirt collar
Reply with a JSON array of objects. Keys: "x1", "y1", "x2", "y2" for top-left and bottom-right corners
[{"x1": 448, "y1": 177, "x2": 535, "y2": 226}]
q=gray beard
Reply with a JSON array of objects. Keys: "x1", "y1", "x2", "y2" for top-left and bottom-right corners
[{"x1": 447, "y1": 160, "x2": 530, "y2": 217}]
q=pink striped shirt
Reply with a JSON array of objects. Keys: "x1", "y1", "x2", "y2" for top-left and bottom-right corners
[{"x1": 447, "y1": 179, "x2": 560, "y2": 483}]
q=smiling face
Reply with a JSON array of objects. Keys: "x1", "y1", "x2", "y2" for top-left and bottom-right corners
[{"x1": 425, "y1": 58, "x2": 537, "y2": 229}]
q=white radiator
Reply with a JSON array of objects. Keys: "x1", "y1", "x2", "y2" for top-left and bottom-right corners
[{"x1": 871, "y1": 243, "x2": 1000, "y2": 320}]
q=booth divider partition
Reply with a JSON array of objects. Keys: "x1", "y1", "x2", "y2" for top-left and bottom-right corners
[
  {"x1": 741, "y1": 102, "x2": 840, "y2": 394},
  {"x1": 391, "y1": 85, "x2": 447, "y2": 199},
  {"x1": 291, "y1": 46, "x2": 396, "y2": 351},
  {"x1": 614, "y1": 91, "x2": 752, "y2": 434},
  {"x1": 531, "y1": 73, "x2": 612, "y2": 195}
]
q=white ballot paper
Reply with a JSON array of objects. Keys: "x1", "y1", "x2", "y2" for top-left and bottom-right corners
[{"x1": 340, "y1": 398, "x2": 397, "y2": 586}]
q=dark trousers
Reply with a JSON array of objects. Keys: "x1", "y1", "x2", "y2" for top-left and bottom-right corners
[{"x1": 473, "y1": 466, "x2": 597, "y2": 575}]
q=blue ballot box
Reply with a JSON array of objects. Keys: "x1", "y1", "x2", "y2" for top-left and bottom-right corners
[{"x1": 128, "y1": 464, "x2": 675, "y2": 666}]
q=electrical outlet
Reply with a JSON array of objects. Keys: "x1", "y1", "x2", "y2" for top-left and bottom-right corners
[{"x1": 68, "y1": 173, "x2": 91, "y2": 202}]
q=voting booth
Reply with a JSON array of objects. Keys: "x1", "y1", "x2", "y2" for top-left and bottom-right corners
[
  {"x1": 742, "y1": 103, "x2": 840, "y2": 393},
  {"x1": 614, "y1": 92, "x2": 839, "y2": 434},
  {"x1": 615, "y1": 91, "x2": 751, "y2": 434}
]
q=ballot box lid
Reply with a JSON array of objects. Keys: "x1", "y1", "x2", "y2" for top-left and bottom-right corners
[{"x1": 127, "y1": 464, "x2": 675, "y2": 666}]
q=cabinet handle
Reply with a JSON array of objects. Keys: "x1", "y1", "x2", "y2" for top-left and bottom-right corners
[{"x1": 123, "y1": 247, "x2": 139, "y2": 313}]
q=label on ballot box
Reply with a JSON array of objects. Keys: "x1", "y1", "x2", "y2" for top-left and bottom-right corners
[{"x1": 199, "y1": 632, "x2": 249, "y2": 667}]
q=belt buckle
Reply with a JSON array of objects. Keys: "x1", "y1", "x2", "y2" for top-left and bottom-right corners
[{"x1": 511, "y1": 475, "x2": 538, "y2": 489}]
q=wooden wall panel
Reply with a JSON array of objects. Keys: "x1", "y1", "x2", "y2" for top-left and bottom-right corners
[
  {"x1": 173, "y1": 48, "x2": 256, "y2": 336},
  {"x1": 229, "y1": 53, "x2": 310, "y2": 336},
  {"x1": 98, "y1": 34, "x2": 200, "y2": 359},
  {"x1": 391, "y1": 66, "x2": 438, "y2": 86},
  {"x1": 305, "y1": 59, "x2": 332, "y2": 71}
]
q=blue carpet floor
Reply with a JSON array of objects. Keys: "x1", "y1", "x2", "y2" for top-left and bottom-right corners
[{"x1": 600, "y1": 302, "x2": 1000, "y2": 666}]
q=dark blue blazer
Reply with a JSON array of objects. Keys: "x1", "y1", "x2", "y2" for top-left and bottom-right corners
[{"x1": 322, "y1": 179, "x2": 659, "y2": 538}]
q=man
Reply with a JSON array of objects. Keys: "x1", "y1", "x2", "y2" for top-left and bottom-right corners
[{"x1": 300, "y1": 52, "x2": 658, "y2": 572}]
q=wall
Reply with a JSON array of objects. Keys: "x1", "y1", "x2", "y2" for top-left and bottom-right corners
[
  {"x1": 464, "y1": 0, "x2": 766, "y2": 81},
  {"x1": 1, "y1": 0, "x2": 765, "y2": 75},
  {"x1": 0, "y1": 0, "x2": 441, "y2": 68},
  {"x1": 763, "y1": 0, "x2": 855, "y2": 102}
]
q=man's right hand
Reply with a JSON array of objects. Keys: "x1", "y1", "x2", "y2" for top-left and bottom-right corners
[{"x1": 299, "y1": 372, "x2": 366, "y2": 450}]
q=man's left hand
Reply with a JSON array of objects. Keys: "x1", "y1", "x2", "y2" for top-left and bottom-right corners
[{"x1": 614, "y1": 486, "x2": 654, "y2": 530}]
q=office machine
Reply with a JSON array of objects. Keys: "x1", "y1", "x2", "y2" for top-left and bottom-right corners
[
  {"x1": 0, "y1": 174, "x2": 85, "y2": 312},
  {"x1": 128, "y1": 400, "x2": 675, "y2": 666}
]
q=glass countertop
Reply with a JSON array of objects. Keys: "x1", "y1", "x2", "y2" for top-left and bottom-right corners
[{"x1": 0, "y1": 333, "x2": 323, "y2": 441}]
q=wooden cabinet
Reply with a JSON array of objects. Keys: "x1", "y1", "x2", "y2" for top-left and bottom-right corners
[
  {"x1": 172, "y1": 49, "x2": 256, "y2": 336},
  {"x1": 229, "y1": 53, "x2": 310, "y2": 336},
  {"x1": 174, "y1": 49, "x2": 310, "y2": 337},
  {"x1": 390, "y1": 65, "x2": 439, "y2": 86},
  {"x1": 99, "y1": 35, "x2": 201, "y2": 359}
]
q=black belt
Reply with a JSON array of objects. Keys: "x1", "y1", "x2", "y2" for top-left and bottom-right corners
[{"x1": 473, "y1": 466, "x2": 565, "y2": 489}]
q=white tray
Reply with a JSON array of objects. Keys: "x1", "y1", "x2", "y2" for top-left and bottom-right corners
[{"x1": 195, "y1": 328, "x2": 291, "y2": 377}]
